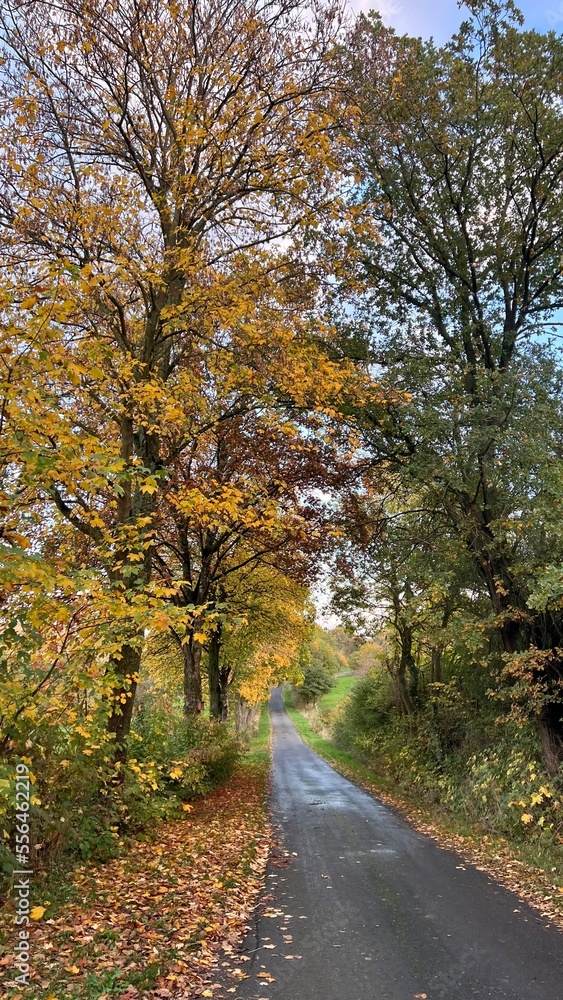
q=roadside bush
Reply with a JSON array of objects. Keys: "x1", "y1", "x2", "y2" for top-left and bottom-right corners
[
  {"x1": 450, "y1": 732, "x2": 562, "y2": 838},
  {"x1": 295, "y1": 664, "x2": 333, "y2": 706},
  {"x1": 331, "y1": 673, "x2": 562, "y2": 843},
  {"x1": 0, "y1": 706, "x2": 243, "y2": 897},
  {"x1": 332, "y1": 672, "x2": 392, "y2": 748},
  {"x1": 132, "y1": 706, "x2": 242, "y2": 796}
]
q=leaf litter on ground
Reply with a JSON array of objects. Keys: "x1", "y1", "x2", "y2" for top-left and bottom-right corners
[{"x1": 0, "y1": 764, "x2": 271, "y2": 1000}]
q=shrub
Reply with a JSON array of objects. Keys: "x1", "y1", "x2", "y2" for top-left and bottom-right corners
[
  {"x1": 0, "y1": 706, "x2": 243, "y2": 897},
  {"x1": 295, "y1": 665, "x2": 333, "y2": 706},
  {"x1": 331, "y1": 671, "x2": 562, "y2": 843},
  {"x1": 332, "y1": 672, "x2": 392, "y2": 748},
  {"x1": 132, "y1": 707, "x2": 242, "y2": 796}
]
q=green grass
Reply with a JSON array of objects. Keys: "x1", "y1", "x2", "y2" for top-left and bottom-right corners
[
  {"x1": 318, "y1": 673, "x2": 358, "y2": 711},
  {"x1": 283, "y1": 687, "x2": 395, "y2": 790},
  {"x1": 244, "y1": 701, "x2": 271, "y2": 766}
]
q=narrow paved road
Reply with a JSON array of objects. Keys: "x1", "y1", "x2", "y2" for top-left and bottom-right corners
[{"x1": 232, "y1": 689, "x2": 563, "y2": 1000}]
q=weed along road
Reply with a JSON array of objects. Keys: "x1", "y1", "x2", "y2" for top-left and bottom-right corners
[{"x1": 231, "y1": 689, "x2": 563, "y2": 1000}]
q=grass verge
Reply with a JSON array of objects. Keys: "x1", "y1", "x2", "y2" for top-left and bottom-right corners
[
  {"x1": 284, "y1": 687, "x2": 563, "y2": 930},
  {"x1": 244, "y1": 701, "x2": 271, "y2": 766}
]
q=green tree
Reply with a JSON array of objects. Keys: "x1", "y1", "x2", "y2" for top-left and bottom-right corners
[
  {"x1": 297, "y1": 664, "x2": 333, "y2": 706},
  {"x1": 341, "y1": 2, "x2": 563, "y2": 773}
]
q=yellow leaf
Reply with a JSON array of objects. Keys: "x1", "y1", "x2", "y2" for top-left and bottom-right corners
[
  {"x1": 65, "y1": 965, "x2": 80, "y2": 975},
  {"x1": 140, "y1": 477, "x2": 158, "y2": 494},
  {"x1": 520, "y1": 813, "x2": 534, "y2": 824},
  {"x1": 30, "y1": 905, "x2": 46, "y2": 920}
]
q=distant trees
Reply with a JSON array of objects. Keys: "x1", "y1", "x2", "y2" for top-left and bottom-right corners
[{"x1": 296, "y1": 665, "x2": 334, "y2": 707}]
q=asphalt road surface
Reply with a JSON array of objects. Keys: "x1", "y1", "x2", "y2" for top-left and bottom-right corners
[{"x1": 231, "y1": 688, "x2": 563, "y2": 1000}]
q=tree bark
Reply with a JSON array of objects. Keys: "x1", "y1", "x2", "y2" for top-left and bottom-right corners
[
  {"x1": 106, "y1": 414, "x2": 153, "y2": 749},
  {"x1": 183, "y1": 638, "x2": 203, "y2": 715},
  {"x1": 430, "y1": 646, "x2": 443, "y2": 684},
  {"x1": 106, "y1": 644, "x2": 142, "y2": 752},
  {"x1": 538, "y1": 703, "x2": 563, "y2": 777},
  {"x1": 208, "y1": 628, "x2": 222, "y2": 720},
  {"x1": 402, "y1": 625, "x2": 419, "y2": 706},
  {"x1": 394, "y1": 657, "x2": 417, "y2": 715},
  {"x1": 236, "y1": 695, "x2": 259, "y2": 733},
  {"x1": 219, "y1": 666, "x2": 231, "y2": 721}
]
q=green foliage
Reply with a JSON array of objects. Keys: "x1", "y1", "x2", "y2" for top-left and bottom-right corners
[
  {"x1": 456, "y1": 739, "x2": 561, "y2": 838},
  {"x1": 332, "y1": 672, "x2": 391, "y2": 742},
  {"x1": 333, "y1": 674, "x2": 562, "y2": 842},
  {"x1": 335, "y1": 0, "x2": 563, "y2": 775},
  {"x1": 295, "y1": 664, "x2": 334, "y2": 706},
  {"x1": 132, "y1": 706, "x2": 242, "y2": 796}
]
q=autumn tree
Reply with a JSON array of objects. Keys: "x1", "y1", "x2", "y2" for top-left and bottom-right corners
[
  {"x1": 0, "y1": 0, "x2": 358, "y2": 747},
  {"x1": 210, "y1": 567, "x2": 310, "y2": 725},
  {"x1": 137, "y1": 565, "x2": 309, "y2": 725},
  {"x1": 152, "y1": 371, "x2": 363, "y2": 714}
]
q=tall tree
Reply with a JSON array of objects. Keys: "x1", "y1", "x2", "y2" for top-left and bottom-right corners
[
  {"x1": 153, "y1": 380, "x2": 363, "y2": 713},
  {"x1": 0, "y1": 0, "x2": 354, "y2": 747},
  {"x1": 342, "y1": 2, "x2": 563, "y2": 772}
]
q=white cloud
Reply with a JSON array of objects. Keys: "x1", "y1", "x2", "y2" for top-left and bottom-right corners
[{"x1": 346, "y1": 0, "x2": 464, "y2": 42}]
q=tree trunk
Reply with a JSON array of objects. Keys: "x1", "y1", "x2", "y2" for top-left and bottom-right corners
[
  {"x1": 402, "y1": 626, "x2": 419, "y2": 705},
  {"x1": 183, "y1": 638, "x2": 203, "y2": 715},
  {"x1": 107, "y1": 643, "x2": 142, "y2": 752},
  {"x1": 538, "y1": 703, "x2": 563, "y2": 777},
  {"x1": 106, "y1": 414, "x2": 152, "y2": 752},
  {"x1": 208, "y1": 629, "x2": 222, "y2": 720},
  {"x1": 394, "y1": 658, "x2": 417, "y2": 715},
  {"x1": 430, "y1": 646, "x2": 443, "y2": 684},
  {"x1": 236, "y1": 695, "x2": 259, "y2": 733},
  {"x1": 219, "y1": 666, "x2": 231, "y2": 721}
]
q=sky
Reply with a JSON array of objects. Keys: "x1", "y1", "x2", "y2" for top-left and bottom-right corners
[{"x1": 348, "y1": 0, "x2": 563, "y2": 42}]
